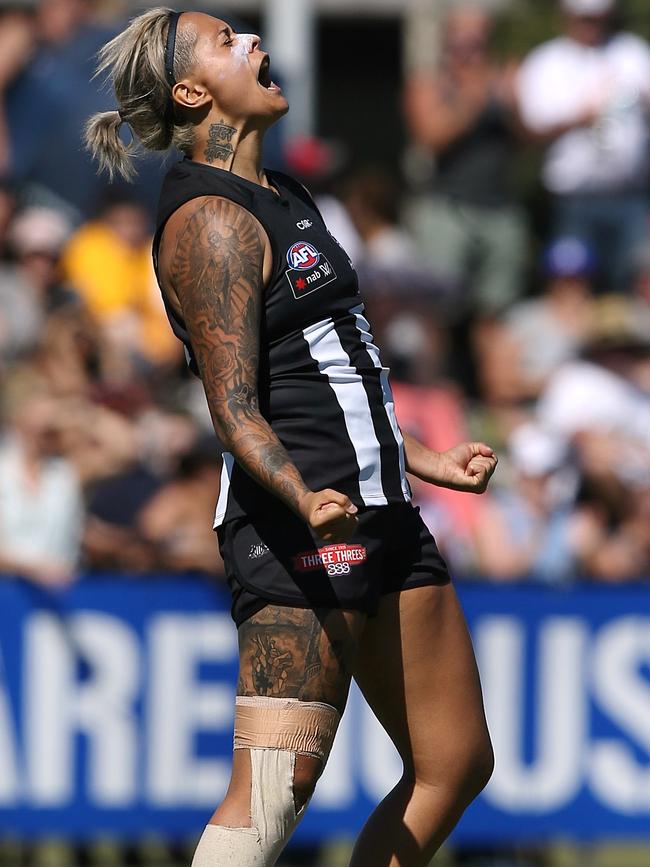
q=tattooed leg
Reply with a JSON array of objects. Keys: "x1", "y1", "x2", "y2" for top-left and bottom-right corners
[
  {"x1": 237, "y1": 605, "x2": 364, "y2": 714},
  {"x1": 208, "y1": 605, "x2": 364, "y2": 836}
]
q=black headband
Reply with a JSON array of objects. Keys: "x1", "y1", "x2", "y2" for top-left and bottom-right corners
[{"x1": 165, "y1": 10, "x2": 181, "y2": 87}]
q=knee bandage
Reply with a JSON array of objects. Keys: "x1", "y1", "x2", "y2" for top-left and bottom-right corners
[{"x1": 191, "y1": 696, "x2": 340, "y2": 867}]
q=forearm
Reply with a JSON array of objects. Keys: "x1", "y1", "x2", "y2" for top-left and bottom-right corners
[
  {"x1": 212, "y1": 404, "x2": 310, "y2": 516},
  {"x1": 404, "y1": 431, "x2": 498, "y2": 494},
  {"x1": 519, "y1": 108, "x2": 596, "y2": 145},
  {"x1": 403, "y1": 431, "x2": 441, "y2": 483}
]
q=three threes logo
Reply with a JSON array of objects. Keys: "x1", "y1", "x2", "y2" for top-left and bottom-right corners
[
  {"x1": 293, "y1": 543, "x2": 367, "y2": 577},
  {"x1": 285, "y1": 240, "x2": 337, "y2": 300}
]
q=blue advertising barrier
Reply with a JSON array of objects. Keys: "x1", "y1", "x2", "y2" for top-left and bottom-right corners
[{"x1": 0, "y1": 577, "x2": 648, "y2": 843}]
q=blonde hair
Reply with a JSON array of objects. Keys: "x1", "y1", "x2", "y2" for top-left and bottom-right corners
[{"x1": 85, "y1": 7, "x2": 197, "y2": 182}]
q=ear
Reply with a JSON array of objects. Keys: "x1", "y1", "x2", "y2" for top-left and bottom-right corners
[{"x1": 173, "y1": 79, "x2": 211, "y2": 110}]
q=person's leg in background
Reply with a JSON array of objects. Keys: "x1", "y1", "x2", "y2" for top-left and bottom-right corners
[
  {"x1": 552, "y1": 193, "x2": 592, "y2": 242},
  {"x1": 597, "y1": 192, "x2": 649, "y2": 292},
  {"x1": 404, "y1": 193, "x2": 471, "y2": 297},
  {"x1": 470, "y1": 204, "x2": 529, "y2": 315},
  {"x1": 191, "y1": 604, "x2": 365, "y2": 867},
  {"x1": 554, "y1": 191, "x2": 649, "y2": 293},
  {"x1": 349, "y1": 584, "x2": 494, "y2": 867}
]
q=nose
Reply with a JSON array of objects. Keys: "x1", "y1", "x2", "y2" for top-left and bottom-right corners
[{"x1": 237, "y1": 32, "x2": 261, "y2": 53}]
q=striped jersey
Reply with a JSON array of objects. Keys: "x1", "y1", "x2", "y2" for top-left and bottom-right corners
[{"x1": 152, "y1": 158, "x2": 411, "y2": 526}]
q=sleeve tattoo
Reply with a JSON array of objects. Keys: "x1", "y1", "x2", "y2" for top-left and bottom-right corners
[{"x1": 170, "y1": 197, "x2": 311, "y2": 515}]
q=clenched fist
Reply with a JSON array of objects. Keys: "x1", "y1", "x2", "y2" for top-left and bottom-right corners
[
  {"x1": 432, "y1": 442, "x2": 498, "y2": 494},
  {"x1": 298, "y1": 489, "x2": 359, "y2": 543}
]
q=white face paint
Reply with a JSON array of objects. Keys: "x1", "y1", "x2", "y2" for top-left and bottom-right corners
[{"x1": 231, "y1": 33, "x2": 256, "y2": 66}]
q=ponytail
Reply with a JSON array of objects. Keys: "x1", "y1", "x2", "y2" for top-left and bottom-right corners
[
  {"x1": 84, "y1": 109, "x2": 136, "y2": 182},
  {"x1": 85, "y1": 7, "x2": 197, "y2": 183}
]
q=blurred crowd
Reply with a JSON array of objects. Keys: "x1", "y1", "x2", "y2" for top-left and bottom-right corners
[{"x1": 0, "y1": 0, "x2": 649, "y2": 593}]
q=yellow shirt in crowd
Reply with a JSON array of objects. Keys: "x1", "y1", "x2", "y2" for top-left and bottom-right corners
[{"x1": 61, "y1": 222, "x2": 178, "y2": 365}]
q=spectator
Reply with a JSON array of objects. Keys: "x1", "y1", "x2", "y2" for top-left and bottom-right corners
[
  {"x1": 473, "y1": 423, "x2": 583, "y2": 583},
  {"x1": 55, "y1": 399, "x2": 143, "y2": 487},
  {"x1": 516, "y1": 0, "x2": 650, "y2": 291},
  {"x1": 538, "y1": 321, "x2": 650, "y2": 448},
  {"x1": 28, "y1": 306, "x2": 97, "y2": 399},
  {"x1": 83, "y1": 458, "x2": 161, "y2": 574},
  {"x1": 81, "y1": 404, "x2": 214, "y2": 575},
  {"x1": 536, "y1": 309, "x2": 650, "y2": 579},
  {"x1": 570, "y1": 431, "x2": 650, "y2": 581},
  {"x1": 0, "y1": 379, "x2": 83, "y2": 587},
  {"x1": 0, "y1": 205, "x2": 75, "y2": 372},
  {"x1": 61, "y1": 193, "x2": 179, "y2": 369},
  {"x1": 0, "y1": 0, "x2": 166, "y2": 218},
  {"x1": 0, "y1": 8, "x2": 36, "y2": 179},
  {"x1": 504, "y1": 237, "x2": 597, "y2": 394},
  {"x1": 471, "y1": 314, "x2": 533, "y2": 408},
  {"x1": 0, "y1": 0, "x2": 645, "y2": 601},
  {"x1": 7, "y1": 206, "x2": 76, "y2": 310},
  {"x1": 629, "y1": 244, "x2": 650, "y2": 338},
  {"x1": 341, "y1": 166, "x2": 419, "y2": 269},
  {"x1": 403, "y1": 3, "x2": 526, "y2": 314},
  {"x1": 284, "y1": 135, "x2": 364, "y2": 265},
  {"x1": 0, "y1": 265, "x2": 42, "y2": 372},
  {"x1": 139, "y1": 440, "x2": 224, "y2": 576}
]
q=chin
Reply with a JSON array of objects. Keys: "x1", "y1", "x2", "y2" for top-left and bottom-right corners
[{"x1": 259, "y1": 97, "x2": 289, "y2": 125}]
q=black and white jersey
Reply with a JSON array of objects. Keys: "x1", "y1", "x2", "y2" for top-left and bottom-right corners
[{"x1": 152, "y1": 158, "x2": 411, "y2": 526}]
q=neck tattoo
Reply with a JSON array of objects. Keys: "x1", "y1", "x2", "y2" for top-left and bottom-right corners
[{"x1": 204, "y1": 119, "x2": 238, "y2": 163}]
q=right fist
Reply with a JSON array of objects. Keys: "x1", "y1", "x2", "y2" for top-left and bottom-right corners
[{"x1": 298, "y1": 489, "x2": 359, "y2": 543}]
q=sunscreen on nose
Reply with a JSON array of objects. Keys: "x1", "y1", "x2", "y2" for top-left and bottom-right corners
[{"x1": 232, "y1": 33, "x2": 256, "y2": 63}]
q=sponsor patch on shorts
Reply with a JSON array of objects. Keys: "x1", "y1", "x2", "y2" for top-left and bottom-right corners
[{"x1": 293, "y1": 543, "x2": 367, "y2": 576}]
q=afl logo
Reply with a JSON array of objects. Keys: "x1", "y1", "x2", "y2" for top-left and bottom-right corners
[{"x1": 287, "y1": 241, "x2": 321, "y2": 271}]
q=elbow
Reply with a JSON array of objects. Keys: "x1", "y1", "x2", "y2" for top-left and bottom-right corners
[{"x1": 210, "y1": 400, "x2": 264, "y2": 454}]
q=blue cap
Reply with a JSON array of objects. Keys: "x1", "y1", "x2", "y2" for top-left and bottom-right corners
[{"x1": 542, "y1": 237, "x2": 596, "y2": 278}]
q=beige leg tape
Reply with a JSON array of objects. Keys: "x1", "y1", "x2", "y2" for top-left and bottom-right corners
[
  {"x1": 191, "y1": 696, "x2": 340, "y2": 867},
  {"x1": 233, "y1": 696, "x2": 340, "y2": 761}
]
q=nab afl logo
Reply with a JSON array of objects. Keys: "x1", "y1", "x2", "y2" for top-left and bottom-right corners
[{"x1": 287, "y1": 241, "x2": 321, "y2": 271}]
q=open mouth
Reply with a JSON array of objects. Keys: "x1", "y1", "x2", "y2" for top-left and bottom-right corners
[{"x1": 257, "y1": 55, "x2": 277, "y2": 91}]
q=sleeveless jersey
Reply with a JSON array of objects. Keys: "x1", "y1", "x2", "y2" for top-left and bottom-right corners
[{"x1": 152, "y1": 158, "x2": 411, "y2": 526}]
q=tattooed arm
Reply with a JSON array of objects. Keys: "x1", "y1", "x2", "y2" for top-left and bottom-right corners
[{"x1": 163, "y1": 195, "x2": 358, "y2": 540}]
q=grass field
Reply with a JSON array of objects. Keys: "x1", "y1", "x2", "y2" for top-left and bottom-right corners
[{"x1": 1, "y1": 839, "x2": 649, "y2": 867}]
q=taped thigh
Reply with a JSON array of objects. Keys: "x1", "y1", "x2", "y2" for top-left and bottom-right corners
[{"x1": 234, "y1": 695, "x2": 340, "y2": 762}]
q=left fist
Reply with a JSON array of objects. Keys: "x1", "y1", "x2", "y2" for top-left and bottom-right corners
[{"x1": 436, "y1": 442, "x2": 498, "y2": 494}]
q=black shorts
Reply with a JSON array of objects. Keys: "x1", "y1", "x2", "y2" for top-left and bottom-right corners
[{"x1": 216, "y1": 502, "x2": 450, "y2": 626}]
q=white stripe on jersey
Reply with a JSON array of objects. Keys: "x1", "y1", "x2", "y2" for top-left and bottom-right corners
[
  {"x1": 303, "y1": 317, "x2": 388, "y2": 506},
  {"x1": 351, "y1": 304, "x2": 410, "y2": 500},
  {"x1": 213, "y1": 452, "x2": 235, "y2": 527}
]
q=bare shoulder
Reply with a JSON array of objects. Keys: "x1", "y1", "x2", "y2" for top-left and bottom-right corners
[{"x1": 158, "y1": 195, "x2": 272, "y2": 309}]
